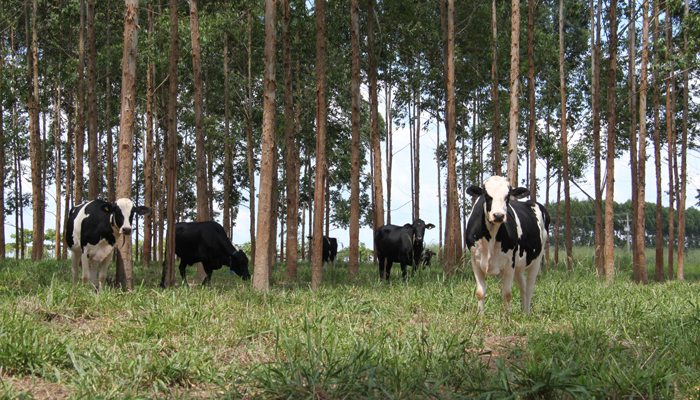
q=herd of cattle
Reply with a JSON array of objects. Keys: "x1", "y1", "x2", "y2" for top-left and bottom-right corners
[{"x1": 65, "y1": 175, "x2": 549, "y2": 313}]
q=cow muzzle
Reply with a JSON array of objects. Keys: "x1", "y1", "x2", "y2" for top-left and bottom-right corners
[
  {"x1": 121, "y1": 228, "x2": 132, "y2": 235},
  {"x1": 491, "y1": 213, "x2": 505, "y2": 223}
]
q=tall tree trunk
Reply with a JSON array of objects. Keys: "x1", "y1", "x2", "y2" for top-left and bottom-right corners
[
  {"x1": 634, "y1": 0, "x2": 649, "y2": 284},
  {"x1": 368, "y1": 0, "x2": 384, "y2": 233},
  {"x1": 106, "y1": 1, "x2": 114, "y2": 203},
  {"x1": 386, "y1": 78, "x2": 393, "y2": 225},
  {"x1": 629, "y1": 0, "x2": 639, "y2": 281},
  {"x1": 270, "y1": 148, "x2": 279, "y2": 268},
  {"x1": 162, "y1": 0, "x2": 179, "y2": 288},
  {"x1": 349, "y1": 0, "x2": 361, "y2": 277},
  {"x1": 677, "y1": 0, "x2": 689, "y2": 280},
  {"x1": 312, "y1": 0, "x2": 328, "y2": 290},
  {"x1": 491, "y1": 0, "x2": 501, "y2": 176},
  {"x1": 437, "y1": 119, "x2": 443, "y2": 257},
  {"x1": 283, "y1": 0, "x2": 299, "y2": 281},
  {"x1": 604, "y1": 0, "x2": 618, "y2": 281},
  {"x1": 652, "y1": 0, "x2": 663, "y2": 282},
  {"x1": 413, "y1": 65, "x2": 420, "y2": 221},
  {"x1": 592, "y1": 0, "x2": 604, "y2": 278},
  {"x1": 223, "y1": 33, "x2": 231, "y2": 237},
  {"x1": 555, "y1": 170, "x2": 561, "y2": 266},
  {"x1": 0, "y1": 37, "x2": 5, "y2": 259},
  {"x1": 665, "y1": 4, "x2": 675, "y2": 279},
  {"x1": 246, "y1": 11, "x2": 256, "y2": 268},
  {"x1": 545, "y1": 159, "x2": 551, "y2": 268},
  {"x1": 444, "y1": 0, "x2": 462, "y2": 272},
  {"x1": 75, "y1": 0, "x2": 86, "y2": 205},
  {"x1": 143, "y1": 5, "x2": 154, "y2": 266},
  {"x1": 28, "y1": 0, "x2": 44, "y2": 262},
  {"x1": 507, "y1": 0, "x2": 520, "y2": 186},
  {"x1": 87, "y1": 0, "x2": 98, "y2": 200},
  {"x1": 54, "y1": 83, "x2": 62, "y2": 260},
  {"x1": 527, "y1": 0, "x2": 536, "y2": 199},
  {"x1": 190, "y1": 0, "x2": 208, "y2": 283},
  {"x1": 63, "y1": 92, "x2": 73, "y2": 260},
  {"x1": 253, "y1": 0, "x2": 278, "y2": 291},
  {"x1": 559, "y1": 0, "x2": 573, "y2": 272},
  {"x1": 115, "y1": 0, "x2": 139, "y2": 290}
]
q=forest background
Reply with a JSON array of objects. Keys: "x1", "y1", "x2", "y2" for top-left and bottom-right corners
[{"x1": 1, "y1": 0, "x2": 699, "y2": 285}]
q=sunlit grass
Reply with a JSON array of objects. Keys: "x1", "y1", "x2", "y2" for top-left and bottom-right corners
[{"x1": 0, "y1": 248, "x2": 699, "y2": 398}]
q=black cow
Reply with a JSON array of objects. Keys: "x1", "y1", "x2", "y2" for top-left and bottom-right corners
[
  {"x1": 421, "y1": 248, "x2": 436, "y2": 268},
  {"x1": 65, "y1": 199, "x2": 150, "y2": 291},
  {"x1": 307, "y1": 236, "x2": 338, "y2": 269},
  {"x1": 465, "y1": 176, "x2": 550, "y2": 314},
  {"x1": 174, "y1": 221, "x2": 250, "y2": 285},
  {"x1": 374, "y1": 219, "x2": 435, "y2": 280}
]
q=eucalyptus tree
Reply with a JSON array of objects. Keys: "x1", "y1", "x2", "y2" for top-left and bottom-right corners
[
  {"x1": 114, "y1": 0, "x2": 140, "y2": 290},
  {"x1": 665, "y1": 2, "x2": 676, "y2": 279},
  {"x1": 444, "y1": 0, "x2": 462, "y2": 272},
  {"x1": 28, "y1": 0, "x2": 43, "y2": 261},
  {"x1": 87, "y1": 0, "x2": 98, "y2": 200},
  {"x1": 0, "y1": 34, "x2": 4, "y2": 259},
  {"x1": 74, "y1": 0, "x2": 85, "y2": 205},
  {"x1": 677, "y1": 0, "x2": 691, "y2": 280},
  {"x1": 162, "y1": 0, "x2": 179, "y2": 289},
  {"x1": 634, "y1": 0, "x2": 650, "y2": 284},
  {"x1": 653, "y1": 0, "x2": 663, "y2": 282},
  {"x1": 604, "y1": 0, "x2": 619, "y2": 281},
  {"x1": 253, "y1": 0, "x2": 277, "y2": 291}
]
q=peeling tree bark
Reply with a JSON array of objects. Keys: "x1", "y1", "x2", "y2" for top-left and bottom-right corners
[{"x1": 115, "y1": 0, "x2": 140, "y2": 290}]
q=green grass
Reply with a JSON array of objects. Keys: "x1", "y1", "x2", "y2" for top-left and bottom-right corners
[{"x1": 1, "y1": 248, "x2": 699, "y2": 399}]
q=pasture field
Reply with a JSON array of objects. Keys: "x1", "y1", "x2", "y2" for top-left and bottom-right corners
[{"x1": 1, "y1": 247, "x2": 699, "y2": 399}]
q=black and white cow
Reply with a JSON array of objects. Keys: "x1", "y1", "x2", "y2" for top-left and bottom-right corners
[
  {"x1": 374, "y1": 219, "x2": 435, "y2": 280},
  {"x1": 175, "y1": 221, "x2": 250, "y2": 285},
  {"x1": 421, "y1": 248, "x2": 436, "y2": 268},
  {"x1": 465, "y1": 176, "x2": 550, "y2": 314},
  {"x1": 65, "y1": 199, "x2": 150, "y2": 291},
  {"x1": 307, "y1": 236, "x2": 338, "y2": 269}
]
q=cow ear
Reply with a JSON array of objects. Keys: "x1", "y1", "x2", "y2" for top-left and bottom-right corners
[
  {"x1": 102, "y1": 203, "x2": 117, "y2": 213},
  {"x1": 403, "y1": 223, "x2": 413, "y2": 229},
  {"x1": 511, "y1": 187, "x2": 530, "y2": 199},
  {"x1": 134, "y1": 206, "x2": 151, "y2": 216},
  {"x1": 466, "y1": 186, "x2": 484, "y2": 197},
  {"x1": 426, "y1": 223, "x2": 435, "y2": 230}
]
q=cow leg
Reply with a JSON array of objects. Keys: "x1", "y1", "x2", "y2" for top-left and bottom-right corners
[
  {"x1": 501, "y1": 264, "x2": 515, "y2": 312},
  {"x1": 323, "y1": 260, "x2": 328, "y2": 270},
  {"x1": 97, "y1": 253, "x2": 112, "y2": 292},
  {"x1": 400, "y1": 263, "x2": 408, "y2": 281},
  {"x1": 471, "y1": 254, "x2": 487, "y2": 314},
  {"x1": 70, "y1": 250, "x2": 81, "y2": 284},
  {"x1": 523, "y1": 259, "x2": 542, "y2": 314},
  {"x1": 179, "y1": 261, "x2": 188, "y2": 285},
  {"x1": 513, "y1": 269, "x2": 527, "y2": 313},
  {"x1": 378, "y1": 255, "x2": 386, "y2": 280},
  {"x1": 202, "y1": 264, "x2": 214, "y2": 285},
  {"x1": 80, "y1": 252, "x2": 91, "y2": 286}
]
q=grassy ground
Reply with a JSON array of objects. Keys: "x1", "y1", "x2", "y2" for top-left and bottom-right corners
[{"x1": 1, "y1": 248, "x2": 699, "y2": 399}]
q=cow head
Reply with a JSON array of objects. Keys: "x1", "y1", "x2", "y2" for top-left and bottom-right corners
[
  {"x1": 103, "y1": 198, "x2": 151, "y2": 236},
  {"x1": 403, "y1": 219, "x2": 436, "y2": 245},
  {"x1": 229, "y1": 246, "x2": 251, "y2": 280},
  {"x1": 467, "y1": 176, "x2": 529, "y2": 225}
]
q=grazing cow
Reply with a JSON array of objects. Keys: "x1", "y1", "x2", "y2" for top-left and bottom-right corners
[
  {"x1": 421, "y1": 248, "x2": 436, "y2": 268},
  {"x1": 65, "y1": 199, "x2": 150, "y2": 291},
  {"x1": 465, "y1": 176, "x2": 550, "y2": 314},
  {"x1": 307, "y1": 236, "x2": 338, "y2": 269},
  {"x1": 374, "y1": 219, "x2": 435, "y2": 280},
  {"x1": 175, "y1": 221, "x2": 250, "y2": 285}
]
